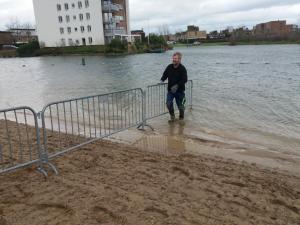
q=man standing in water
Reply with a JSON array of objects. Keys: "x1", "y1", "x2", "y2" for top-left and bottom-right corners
[{"x1": 160, "y1": 52, "x2": 188, "y2": 122}]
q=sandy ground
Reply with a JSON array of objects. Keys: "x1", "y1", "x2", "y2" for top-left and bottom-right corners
[{"x1": 0, "y1": 120, "x2": 300, "y2": 225}]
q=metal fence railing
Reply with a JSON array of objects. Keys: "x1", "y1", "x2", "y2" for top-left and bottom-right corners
[
  {"x1": 0, "y1": 82, "x2": 193, "y2": 175},
  {"x1": 41, "y1": 88, "x2": 144, "y2": 159},
  {"x1": 146, "y1": 80, "x2": 193, "y2": 120},
  {"x1": 0, "y1": 106, "x2": 46, "y2": 175}
]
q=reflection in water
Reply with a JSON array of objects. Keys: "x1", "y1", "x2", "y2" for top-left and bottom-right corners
[{"x1": 134, "y1": 122, "x2": 186, "y2": 155}]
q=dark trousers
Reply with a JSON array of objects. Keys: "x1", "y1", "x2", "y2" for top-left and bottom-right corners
[{"x1": 166, "y1": 91, "x2": 185, "y2": 118}]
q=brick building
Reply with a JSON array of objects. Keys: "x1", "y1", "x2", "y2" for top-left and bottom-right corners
[
  {"x1": 186, "y1": 25, "x2": 206, "y2": 40},
  {"x1": 175, "y1": 25, "x2": 207, "y2": 42},
  {"x1": 0, "y1": 31, "x2": 14, "y2": 47},
  {"x1": 8, "y1": 28, "x2": 38, "y2": 43},
  {"x1": 131, "y1": 29, "x2": 145, "y2": 40},
  {"x1": 253, "y1": 20, "x2": 298, "y2": 39}
]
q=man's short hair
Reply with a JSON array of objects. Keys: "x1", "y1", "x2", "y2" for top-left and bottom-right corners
[{"x1": 173, "y1": 52, "x2": 182, "y2": 59}]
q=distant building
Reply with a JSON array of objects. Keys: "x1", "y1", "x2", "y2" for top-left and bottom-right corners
[
  {"x1": 187, "y1": 25, "x2": 199, "y2": 32},
  {"x1": 253, "y1": 20, "x2": 297, "y2": 39},
  {"x1": 186, "y1": 25, "x2": 207, "y2": 40},
  {"x1": 32, "y1": 0, "x2": 131, "y2": 47},
  {"x1": 232, "y1": 26, "x2": 252, "y2": 41},
  {"x1": 175, "y1": 31, "x2": 187, "y2": 42},
  {"x1": 174, "y1": 25, "x2": 206, "y2": 42},
  {"x1": 207, "y1": 30, "x2": 219, "y2": 39},
  {"x1": 131, "y1": 29, "x2": 145, "y2": 40},
  {"x1": 8, "y1": 28, "x2": 37, "y2": 44},
  {"x1": 286, "y1": 24, "x2": 299, "y2": 33},
  {"x1": 166, "y1": 34, "x2": 176, "y2": 41},
  {"x1": 226, "y1": 26, "x2": 234, "y2": 33},
  {"x1": 0, "y1": 31, "x2": 14, "y2": 46}
]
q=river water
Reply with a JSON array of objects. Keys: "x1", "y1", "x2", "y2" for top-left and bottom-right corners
[{"x1": 0, "y1": 44, "x2": 300, "y2": 157}]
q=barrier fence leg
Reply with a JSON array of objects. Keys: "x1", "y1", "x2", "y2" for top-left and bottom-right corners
[
  {"x1": 41, "y1": 147, "x2": 58, "y2": 175},
  {"x1": 137, "y1": 90, "x2": 153, "y2": 131},
  {"x1": 190, "y1": 81, "x2": 193, "y2": 110},
  {"x1": 34, "y1": 113, "x2": 49, "y2": 177},
  {"x1": 39, "y1": 111, "x2": 58, "y2": 175}
]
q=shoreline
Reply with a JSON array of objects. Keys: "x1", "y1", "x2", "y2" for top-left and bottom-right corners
[
  {"x1": 1, "y1": 41, "x2": 299, "y2": 58},
  {"x1": 174, "y1": 41, "x2": 300, "y2": 47},
  {"x1": 109, "y1": 115, "x2": 300, "y2": 177}
]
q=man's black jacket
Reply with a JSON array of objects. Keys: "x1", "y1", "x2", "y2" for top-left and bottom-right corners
[{"x1": 161, "y1": 64, "x2": 188, "y2": 92}]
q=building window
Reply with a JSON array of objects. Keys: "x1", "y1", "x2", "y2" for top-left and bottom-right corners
[
  {"x1": 86, "y1": 13, "x2": 90, "y2": 20},
  {"x1": 61, "y1": 38, "x2": 66, "y2": 46},
  {"x1": 60, "y1": 27, "x2": 64, "y2": 34},
  {"x1": 79, "y1": 14, "x2": 83, "y2": 21},
  {"x1": 78, "y1": 1, "x2": 82, "y2": 8},
  {"x1": 117, "y1": 15, "x2": 124, "y2": 21},
  {"x1": 80, "y1": 26, "x2": 85, "y2": 32},
  {"x1": 72, "y1": 3, "x2": 75, "y2": 8},
  {"x1": 58, "y1": 16, "x2": 63, "y2": 23},
  {"x1": 82, "y1": 38, "x2": 86, "y2": 45},
  {"x1": 64, "y1": 3, "x2": 69, "y2": 10},
  {"x1": 66, "y1": 15, "x2": 70, "y2": 23},
  {"x1": 87, "y1": 25, "x2": 91, "y2": 32},
  {"x1": 75, "y1": 27, "x2": 78, "y2": 32},
  {"x1": 73, "y1": 15, "x2": 77, "y2": 20},
  {"x1": 57, "y1": 4, "x2": 61, "y2": 11},
  {"x1": 67, "y1": 27, "x2": 72, "y2": 33},
  {"x1": 88, "y1": 37, "x2": 92, "y2": 44},
  {"x1": 85, "y1": 0, "x2": 89, "y2": 7},
  {"x1": 76, "y1": 39, "x2": 80, "y2": 45},
  {"x1": 68, "y1": 38, "x2": 73, "y2": 45}
]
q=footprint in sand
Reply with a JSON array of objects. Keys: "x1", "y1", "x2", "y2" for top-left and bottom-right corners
[
  {"x1": 172, "y1": 166, "x2": 193, "y2": 180},
  {"x1": 93, "y1": 206, "x2": 127, "y2": 224},
  {"x1": 270, "y1": 199, "x2": 299, "y2": 214},
  {"x1": 144, "y1": 206, "x2": 169, "y2": 218},
  {"x1": 29, "y1": 203, "x2": 74, "y2": 225}
]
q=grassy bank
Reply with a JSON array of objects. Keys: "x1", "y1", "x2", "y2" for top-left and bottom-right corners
[
  {"x1": 28, "y1": 44, "x2": 162, "y2": 57},
  {"x1": 2, "y1": 34, "x2": 169, "y2": 57},
  {"x1": 35, "y1": 45, "x2": 107, "y2": 56},
  {"x1": 0, "y1": 50, "x2": 17, "y2": 58}
]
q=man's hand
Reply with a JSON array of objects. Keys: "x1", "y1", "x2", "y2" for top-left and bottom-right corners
[{"x1": 171, "y1": 84, "x2": 178, "y2": 93}]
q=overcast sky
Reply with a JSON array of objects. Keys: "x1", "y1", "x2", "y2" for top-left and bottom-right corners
[{"x1": 0, "y1": 0, "x2": 299, "y2": 33}]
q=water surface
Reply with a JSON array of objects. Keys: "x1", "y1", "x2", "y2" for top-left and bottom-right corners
[{"x1": 0, "y1": 44, "x2": 300, "y2": 156}]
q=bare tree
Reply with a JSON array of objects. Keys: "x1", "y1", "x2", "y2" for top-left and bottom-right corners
[
  {"x1": 158, "y1": 24, "x2": 170, "y2": 41},
  {"x1": 5, "y1": 18, "x2": 35, "y2": 43},
  {"x1": 5, "y1": 18, "x2": 22, "y2": 30},
  {"x1": 22, "y1": 23, "x2": 35, "y2": 42},
  {"x1": 158, "y1": 24, "x2": 170, "y2": 39}
]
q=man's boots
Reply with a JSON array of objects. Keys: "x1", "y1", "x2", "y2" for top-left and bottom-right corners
[
  {"x1": 168, "y1": 111, "x2": 175, "y2": 122},
  {"x1": 179, "y1": 109, "x2": 184, "y2": 120}
]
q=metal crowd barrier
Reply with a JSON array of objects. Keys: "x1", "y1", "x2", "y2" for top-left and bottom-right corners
[
  {"x1": 0, "y1": 106, "x2": 46, "y2": 175},
  {"x1": 0, "y1": 82, "x2": 193, "y2": 175},
  {"x1": 40, "y1": 88, "x2": 144, "y2": 160},
  {"x1": 146, "y1": 80, "x2": 193, "y2": 120}
]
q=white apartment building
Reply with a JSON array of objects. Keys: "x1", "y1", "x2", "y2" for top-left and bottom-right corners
[{"x1": 32, "y1": 0, "x2": 130, "y2": 47}]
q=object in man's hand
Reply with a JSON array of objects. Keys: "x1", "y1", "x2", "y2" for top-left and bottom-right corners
[{"x1": 171, "y1": 84, "x2": 178, "y2": 93}]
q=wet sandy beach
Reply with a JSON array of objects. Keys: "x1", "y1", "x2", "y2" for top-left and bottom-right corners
[
  {"x1": 0, "y1": 119, "x2": 300, "y2": 225},
  {"x1": 111, "y1": 114, "x2": 300, "y2": 176}
]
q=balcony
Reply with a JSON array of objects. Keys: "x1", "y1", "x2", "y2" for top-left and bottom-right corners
[
  {"x1": 102, "y1": 2, "x2": 122, "y2": 12},
  {"x1": 103, "y1": 17, "x2": 121, "y2": 25},
  {"x1": 104, "y1": 27, "x2": 126, "y2": 36}
]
